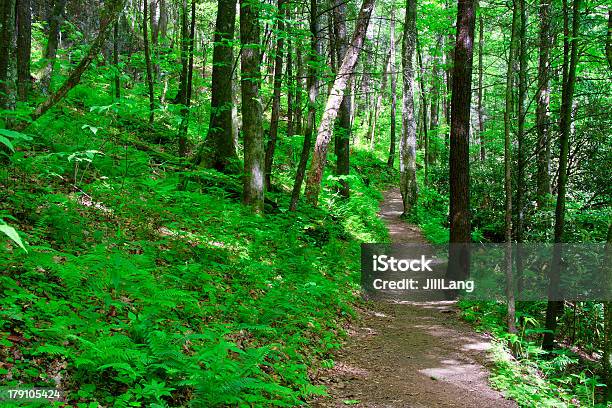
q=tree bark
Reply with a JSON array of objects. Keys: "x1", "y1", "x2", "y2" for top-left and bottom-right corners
[
  {"x1": 416, "y1": 37, "x2": 428, "y2": 183},
  {"x1": 14, "y1": 0, "x2": 125, "y2": 131},
  {"x1": 289, "y1": 0, "x2": 319, "y2": 211},
  {"x1": 16, "y1": 0, "x2": 32, "y2": 101},
  {"x1": 387, "y1": 10, "x2": 397, "y2": 168},
  {"x1": 194, "y1": 0, "x2": 238, "y2": 171},
  {"x1": 399, "y1": 0, "x2": 417, "y2": 215},
  {"x1": 264, "y1": 0, "x2": 285, "y2": 190},
  {"x1": 536, "y1": 0, "x2": 552, "y2": 207},
  {"x1": 303, "y1": 0, "x2": 376, "y2": 206},
  {"x1": 333, "y1": 0, "x2": 351, "y2": 198},
  {"x1": 240, "y1": 0, "x2": 265, "y2": 213},
  {"x1": 445, "y1": 0, "x2": 476, "y2": 284},
  {"x1": 543, "y1": 0, "x2": 582, "y2": 351},
  {"x1": 0, "y1": 0, "x2": 16, "y2": 110},
  {"x1": 143, "y1": 0, "x2": 155, "y2": 124}
]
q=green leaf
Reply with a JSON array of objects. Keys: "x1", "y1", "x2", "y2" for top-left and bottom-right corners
[
  {"x1": 0, "y1": 224, "x2": 27, "y2": 253},
  {"x1": 0, "y1": 136, "x2": 14, "y2": 152},
  {"x1": 0, "y1": 128, "x2": 32, "y2": 141}
]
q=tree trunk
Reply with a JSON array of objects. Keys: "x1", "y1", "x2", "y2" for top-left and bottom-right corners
[
  {"x1": 399, "y1": 0, "x2": 417, "y2": 215},
  {"x1": 536, "y1": 0, "x2": 552, "y2": 208},
  {"x1": 16, "y1": 0, "x2": 32, "y2": 101},
  {"x1": 286, "y1": 21, "x2": 294, "y2": 140},
  {"x1": 369, "y1": 47, "x2": 392, "y2": 151},
  {"x1": 143, "y1": 0, "x2": 155, "y2": 124},
  {"x1": 14, "y1": 0, "x2": 125, "y2": 131},
  {"x1": 387, "y1": 10, "x2": 397, "y2": 168},
  {"x1": 477, "y1": 13, "x2": 485, "y2": 161},
  {"x1": 193, "y1": 0, "x2": 238, "y2": 171},
  {"x1": 504, "y1": 0, "x2": 519, "y2": 335},
  {"x1": 0, "y1": 0, "x2": 16, "y2": 110},
  {"x1": 40, "y1": 0, "x2": 67, "y2": 94},
  {"x1": 113, "y1": 20, "x2": 120, "y2": 99},
  {"x1": 264, "y1": 0, "x2": 285, "y2": 190},
  {"x1": 178, "y1": 0, "x2": 195, "y2": 158},
  {"x1": 303, "y1": 0, "x2": 376, "y2": 206},
  {"x1": 445, "y1": 0, "x2": 476, "y2": 284},
  {"x1": 294, "y1": 44, "x2": 304, "y2": 137},
  {"x1": 333, "y1": 0, "x2": 351, "y2": 198},
  {"x1": 289, "y1": 0, "x2": 319, "y2": 211},
  {"x1": 240, "y1": 0, "x2": 264, "y2": 213},
  {"x1": 543, "y1": 0, "x2": 581, "y2": 351},
  {"x1": 416, "y1": 37, "x2": 428, "y2": 183},
  {"x1": 606, "y1": 10, "x2": 612, "y2": 71}
]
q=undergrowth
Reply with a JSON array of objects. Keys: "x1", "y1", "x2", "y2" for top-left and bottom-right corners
[{"x1": 0, "y1": 93, "x2": 392, "y2": 407}]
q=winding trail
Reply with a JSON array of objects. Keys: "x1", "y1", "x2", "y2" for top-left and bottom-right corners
[{"x1": 313, "y1": 189, "x2": 516, "y2": 407}]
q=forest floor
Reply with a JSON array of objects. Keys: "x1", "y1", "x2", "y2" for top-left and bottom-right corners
[{"x1": 312, "y1": 189, "x2": 517, "y2": 408}]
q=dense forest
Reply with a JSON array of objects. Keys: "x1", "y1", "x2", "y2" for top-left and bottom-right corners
[{"x1": 0, "y1": 0, "x2": 610, "y2": 406}]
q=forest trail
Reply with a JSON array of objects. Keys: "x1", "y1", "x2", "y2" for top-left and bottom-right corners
[{"x1": 312, "y1": 189, "x2": 517, "y2": 408}]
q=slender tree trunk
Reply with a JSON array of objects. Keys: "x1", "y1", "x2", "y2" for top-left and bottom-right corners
[
  {"x1": 536, "y1": 0, "x2": 552, "y2": 207},
  {"x1": 174, "y1": 0, "x2": 189, "y2": 104},
  {"x1": 428, "y1": 34, "x2": 442, "y2": 164},
  {"x1": 194, "y1": 0, "x2": 238, "y2": 171},
  {"x1": 113, "y1": 20, "x2": 120, "y2": 99},
  {"x1": 369, "y1": 48, "x2": 392, "y2": 150},
  {"x1": 416, "y1": 37, "x2": 428, "y2": 183},
  {"x1": 0, "y1": 0, "x2": 16, "y2": 110},
  {"x1": 304, "y1": 0, "x2": 376, "y2": 206},
  {"x1": 40, "y1": 0, "x2": 66, "y2": 94},
  {"x1": 240, "y1": 0, "x2": 264, "y2": 213},
  {"x1": 399, "y1": 0, "x2": 417, "y2": 215},
  {"x1": 333, "y1": 0, "x2": 351, "y2": 198},
  {"x1": 515, "y1": 0, "x2": 528, "y2": 293},
  {"x1": 543, "y1": 0, "x2": 581, "y2": 351},
  {"x1": 178, "y1": 0, "x2": 195, "y2": 158},
  {"x1": 14, "y1": 0, "x2": 125, "y2": 131},
  {"x1": 16, "y1": 0, "x2": 32, "y2": 101},
  {"x1": 286, "y1": 16, "x2": 294, "y2": 139},
  {"x1": 446, "y1": 0, "x2": 476, "y2": 284},
  {"x1": 504, "y1": 0, "x2": 520, "y2": 335},
  {"x1": 294, "y1": 44, "x2": 304, "y2": 137},
  {"x1": 143, "y1": 0, "x2": 155, "y2": 124},
  {"x1": 606, "y1": 10, "x2": 612, "y2": 70},
  {"x1": 289, "y1": 0, "x2": 319, "y2": 211},
  {"x1": 387, "y1": 11, "x2": 397, "y2": 168},
  {"x1": 477, "y1": 13, "x2": 485, "y2": 161},
  {"x1": 264, "y1": 0, "x2": 285, "y2": 190}
]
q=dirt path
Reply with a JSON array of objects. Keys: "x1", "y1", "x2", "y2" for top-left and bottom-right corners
[{"x1": 312, "y1": 189, "x2": 516, "y2": 408}]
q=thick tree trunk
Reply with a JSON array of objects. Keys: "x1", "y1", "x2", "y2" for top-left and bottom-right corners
[
  {"x1": 14, "y1": 0, "x2": 125, "y2": 131},
  {"x1": 289, "y1": 0, "x2": 319, "y2": 211},
  {"x1": 194, "y1": 0, "x2": 238, "y2": 171},
  {"x1": 333, "y1": 0, "x2": 351, "y2": 198},
  {"x1": 536, "y1": 0, "x2": 552, "y2": 207},
  {"x1": 399, "y1": 0, "x2": 417, "y2": 215},
  {"x1": 16, "y1": 0, "x2": 32, "y2": 101},
  {"x1": 477, "y1": 13, "x2": 485, "y2": 161},
  {"x1": 264, "y1": 0, "x2": 285, "y2": 190},
  {"x1": 543, "y1": 0, "x2": 581, "y2": 351},
  {"x1": 387, "y1": 11, "x2": 397, "y2": 168},
  {"x1": 504, "y1": 0, "x2": 519, "y2": 335},
  {"x1": 445, "y1": 0, "x2": 476, "y2": 284},
  {"x1": 303, "y1": 0, "x2": 376, "y2": 206},
  {"x1": 240, "y1": 0, "x2": 264, "y2": 213},
  {"x1": 0, "y1": 0, "x2": 16, "y2": 110},
  {"x1": 40, "y1": 0, "x2": 67, "y2": 94},
  {"x1": 143, "y1": 0, "x2": 155, "y2": 124}
]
